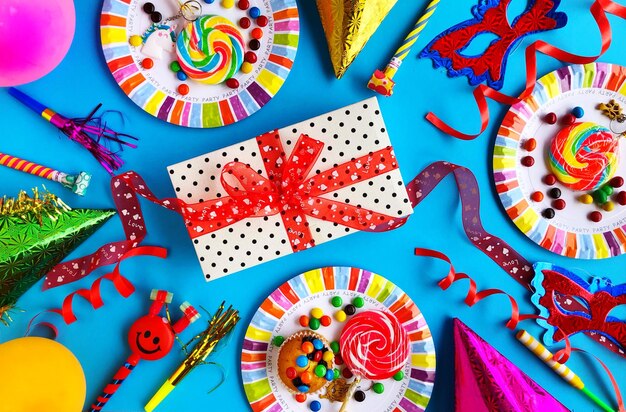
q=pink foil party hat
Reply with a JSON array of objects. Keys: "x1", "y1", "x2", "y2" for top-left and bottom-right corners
[{"x1": 454, "y1": 318, "x2": 568, "y2": 412}]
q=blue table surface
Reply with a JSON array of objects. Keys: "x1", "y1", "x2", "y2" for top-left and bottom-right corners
[{"x1": 2, "y1": 1, "x2": 626, "y2": 411}]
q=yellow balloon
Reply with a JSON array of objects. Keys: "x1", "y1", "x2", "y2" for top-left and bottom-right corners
[{"x1": 0, "y1": 337, "x2": 86, "y2": 412}]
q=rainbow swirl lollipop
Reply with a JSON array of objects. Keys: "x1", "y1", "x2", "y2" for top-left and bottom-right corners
[
  {"x1": 548, "y1": 122, "x2": 619, "y2": 191},
  {"x1": 340, "y1": 310, "x2": 410, "y2": 380},
  {"x1": 176, "y1": 15, "x2": 244, "y2": 85}
]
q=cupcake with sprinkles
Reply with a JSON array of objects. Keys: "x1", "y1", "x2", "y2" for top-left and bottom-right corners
[{"x1": 277, "y1": 331, "x2": 335, "y2": 396}]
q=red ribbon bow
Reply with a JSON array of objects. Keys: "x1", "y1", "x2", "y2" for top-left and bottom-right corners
[{"x1": 181, "y1": 131, "x2": 405, "y2": 251}]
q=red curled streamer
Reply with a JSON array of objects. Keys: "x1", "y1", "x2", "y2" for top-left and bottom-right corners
[
  {"x1": 426, "y1": 0, "x2": 626, "y2": 139},
  {"x1": 27, "y1": 246, "x2": 167, "y2": 337},
  {"x1": 415, "y1": 247, "x2": 624, "y2": 411}
]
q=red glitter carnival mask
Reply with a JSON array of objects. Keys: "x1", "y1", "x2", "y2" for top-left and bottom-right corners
[
  {"x1": 419, "y1": 0, "x2": 567, "y2": 90},
  {"x1": 531, "y1": 262, "x2": 626, "y2": 356}
]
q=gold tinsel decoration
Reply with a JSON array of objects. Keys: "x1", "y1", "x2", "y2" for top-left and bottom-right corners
[{"x1": 0, "y1": 187, "x2": 70, "y2": 224}]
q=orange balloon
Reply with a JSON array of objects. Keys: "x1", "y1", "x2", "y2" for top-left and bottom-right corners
[{"x1": 0, "y1": 337, "x2": 86, "y2": 412}]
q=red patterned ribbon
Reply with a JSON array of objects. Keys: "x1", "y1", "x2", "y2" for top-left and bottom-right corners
[
  {"x1": 415, "y1": 248, "x2": 624, "y2": 412},
  {"x1": 426, "y1": 0, "x2": 626, "y2": 140},
  {"x1": 29, "y1": 246, "x2": 167, "y2": 336},
  {"x1": 405, "y1": 162, "x2": 535, "y2": 285},
  {"x1": 45, "y1": 132, "x2": 405, "y2": 288}
]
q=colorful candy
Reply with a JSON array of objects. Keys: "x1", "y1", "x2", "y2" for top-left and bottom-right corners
[
  {"x1": 544, "y1": 112, "x2": 557, "y2": 124},
  {"x1": 240, "y1": 62, "x2": 253, "y2": 74},
  {"x1": 334, "y1": 310, "x2": 347, "y2": 322},
  {"x1": 311, "y1": 308, "x2": 324, "y2": 319},
  {"x1": 548, "y1": 122, "x2": 619, "y2": 191},
  {"x1": 286, "y1": 367, "x2": 297, "y2": 379},
  {"x1": 238, "y1": 0, "x2": 250, "y2": 10},
  {"x1": 352, "y1": 297, "x2": 365, "y2": 308},
  {"x1": 177, "y1": 84, "x2": 189, "y2": 95},
  {"x1": 523, "y1": 138, "x2": 537, "y2": 152},
  {"x1": 273, "y1": 336, "x2": 285, "y2": 347},
  {"x1": 296, "y1": 355, "x2": 309, "y2": 368},
  {"x1": 141, "y1": 58, "x2": 154, "y2": 69},
  {"x1": 589, "y1": 211, "x2": 603, "y2": 222},
  {"x1": 309, "y1": 318, "x2": 321, "y2": 330},
  {"x1": 249, "y1": 6, "x2": 261, "y2": 18},
  {"x1": 579, "y1": 194, "x2": 593, "y2": 204},
  {"x1": 610, "y1": 176, "x2": 624, "y2": 188},
  {"x1": 256, "y1": 15, "x2": 268, "y2": 27},
  {"x1": 552, "y1": 199, "x2": 566, "y2": 210},
  {"x1": 543, "y1": 174, "x2": 557, "y2": 185},
  {"x1": 251, "y1": 28, "x2": 263, "y2": 39},
  {"x1": 530, "y1": 191, "x2": 544, "y2": 202},
  {"x1": 603, "y1": 201, "x2": 615, "y2": 211},
  {"x1": 299, "y1": 315, "x2": 309, "y2": 327},
  {"x1": 548, "y1": 188, "x2": 561, "y2": 199},
  {"x1": 310, "y1": 400, "x2": 322, "y2": 411},
  {"x1": 239, "y1": 17, "x2": 251, "y2": 29},
  {"x1": 571, "y1": 106, "x2": 584, "y2": 118},
  {"x1": 330, "y1": 341, "x2": 340, "y2": 354},
  {"x1": 393, "y1": 370, "x2": 404, "y2": 381},
  {"x1": 521, "y1": 156, "x2": 535, "y2": 167},
  {"x1": 300, "y1": 371, "x2": 312, "y2": 384},
  {"x1": 324, "y1": 369, "x2": 334, "y2": 381},
  {"x1": 302, "y1": 342, "x2": 314, "y2": 354},
  {"x1": 617, "y1": 191, "x2": 626, "y2": 205},
  {"x1": 177, "y1": 71, "x2": 188, "y2": 81},
  {"x1": 249, "y1": 39, "x2": 261, "y2": 50},
  {"x1": 129, "y1": 35, "x2": 143, "y2": 47},
  {"x1": 314, "y1": 364, "x2": 327, "y2": 377},
  {"x1": 322, "y1": 351, "x2": 334, "y2": 362},
  {"x1": 542, "y1": 208, "x2": 555, "y2": 219},
  {"x1": 331, "y1": 296, "x2": 343, "y2": 307},
  {"x1": 295, "y1": 393, "x2": 307, "y2": 403},
  {"x1": 176, "y1": 15, "x2": 245, "y2": 84},
  {"x1": 344, "y1": 304, "x2": 356, "y2": 316},
  {"x1": 354, "y1": 390, "x2": 366, "y2": 402},
  {"x1": 340, "y1": 310, "x2": 410, "y2": 380},
  {"x1": 320, "y1": 315, "x2": 332, "y2": 327},
  {"x1": 372, "y1": 382, "x2": 384, "y2": 394},
  {"x1": 562, "y1": 113, "x2": 576, "y2": 125}
]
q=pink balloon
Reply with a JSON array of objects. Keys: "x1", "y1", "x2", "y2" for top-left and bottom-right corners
[{"x1": 0, "y1": 0, "x2": 75, "y2": 86}]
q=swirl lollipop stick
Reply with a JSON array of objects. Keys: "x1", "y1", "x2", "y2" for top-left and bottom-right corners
[
  {"x1": 0, "y1": 152, "x2": 91, "y2": 196},
  {"x1": 339, "y1": 310, "x2": 410, "y2": 412}
]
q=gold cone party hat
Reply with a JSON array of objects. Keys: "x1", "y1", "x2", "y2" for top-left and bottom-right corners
[{"x1": 317, "y1": 0, "x2": 398, "y2": 79}]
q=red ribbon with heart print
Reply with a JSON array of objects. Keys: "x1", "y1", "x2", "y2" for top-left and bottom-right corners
[{"x1": 45, "y1": 132, "x2": 407, "y2": 289}]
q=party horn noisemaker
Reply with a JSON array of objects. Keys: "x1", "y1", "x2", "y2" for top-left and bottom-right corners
[
  {"x1": 516, "y1": 330, "x2": 616, "y2": 412},
  {"x1": 145, "y1": 302, "x2": 239, "y2": 412},
  {"x1": 8, "y1": 87, "x2": 137, "y2": 174},
  {"x1": 0, "y1": 152, "x2": 91, "y2": 196},
  {"x1": 367, "y1": 0, "x2": 440, "y2": 96},
  {"x1": 90, "y1": 290, "x2": 200, "y2": 412}
]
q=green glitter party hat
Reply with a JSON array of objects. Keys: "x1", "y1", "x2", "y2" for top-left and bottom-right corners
[{"x1": 0, "y1": 189, "x2": 115, "y2": 325}]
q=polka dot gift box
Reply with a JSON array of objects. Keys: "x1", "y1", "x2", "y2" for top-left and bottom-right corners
[{"x1": 168, "y1": 97, "x2": 413, "y2": 281}]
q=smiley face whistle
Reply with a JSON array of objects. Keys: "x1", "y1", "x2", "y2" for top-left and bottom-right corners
[{"x1": 90, "y1": 290, "x2": 200, "y2": 412}]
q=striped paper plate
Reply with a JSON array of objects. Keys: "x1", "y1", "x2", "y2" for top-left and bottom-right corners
[
  {"x1": 241, "y1": 267, "x2": 436, "y2": 412},
  {"x1": 101, "y1": 0, "x2": 299, "y2": 128},
  {"x1": 494, "y1": 63, "x2": 626, "y2": 259}
]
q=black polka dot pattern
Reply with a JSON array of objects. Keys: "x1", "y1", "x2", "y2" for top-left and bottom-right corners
[{"x1": 168, "y1": 98, "x2": 413, "y2": 281}]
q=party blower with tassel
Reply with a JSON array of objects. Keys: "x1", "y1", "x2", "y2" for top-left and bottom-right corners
[
  {"x1": 8, "y1": 88, "x2": 137, "y2": 174},
  {"x1": 145, "y1": 302, "x2": 239, "y2": 412}
]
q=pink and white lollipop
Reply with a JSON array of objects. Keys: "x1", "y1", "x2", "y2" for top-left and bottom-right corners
[{"x1": 339, "y1": 310, "x2": 410, "y2": 410}]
